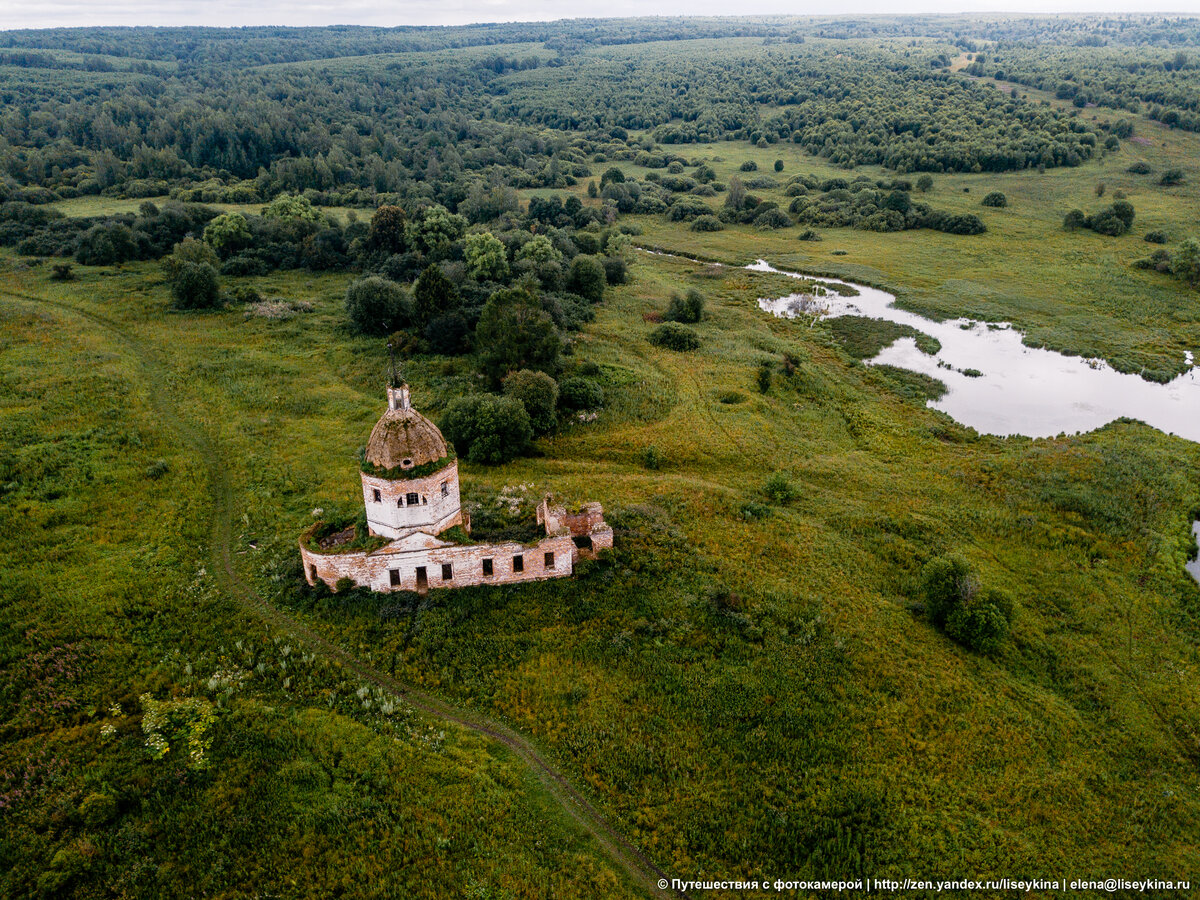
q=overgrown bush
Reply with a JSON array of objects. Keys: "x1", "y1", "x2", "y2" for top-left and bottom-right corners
[
  {"x1": 558, "y1": 376, "x2": 604, "y2": 411},
  {"x1": 476, "y1": 285, "x2": 562, "y2": 384},
  {"x1": 763, "y1": 472, "x2": 797, "y2": 504},
  {"x1": 440, "y1": 394, "x2": 532, "y2": 464},
  {"x1": 981, "y1": 191, "x2": 1008, "y2": 207},
  {"x1": 502, "y1": 369, "x2": 559, "y2": 434},
  {"x1": 649, "y1": 322, "x2": 700, "y2": 351},
  {"x1": 919, "y1": 554, "x2": 1013, "y2": 654},
  {"x1": 666, "y1": 289, "x2": 704, "y2": 324},
  {"x1": 945, "y1": 589, "x2": 1012, "y2": 654},
  {"x1": 170, "y1": 261, "x2": 220, "y2": 309},
  {"x1": 345, "y1": 276, "x2": 409, "y2": 335}
]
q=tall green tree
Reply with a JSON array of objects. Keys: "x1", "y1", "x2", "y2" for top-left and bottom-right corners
[
  {"x1": 476, "y1": 285, "x2": 561, "y2": 383},
  {"x1": 413, "y1": 265, "x2": 460, "y2": 327},
  {"x1": 464, "y1": 232, "x2": 510, "y2": 282}
]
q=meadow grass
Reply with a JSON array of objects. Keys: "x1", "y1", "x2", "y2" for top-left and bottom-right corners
[
  {"x1": 5, "y1": 87, "x2": 1200, "y2": 892},
  {"x1": 5, "y1": 213, "x2": 1200, "y2": 891}
]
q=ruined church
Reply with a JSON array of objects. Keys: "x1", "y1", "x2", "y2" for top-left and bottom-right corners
[{"x1": 300, "y1": 382, "x2": 612, "y2": 593}]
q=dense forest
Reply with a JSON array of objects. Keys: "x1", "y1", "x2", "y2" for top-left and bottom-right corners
[{"x1": 4, "y1": 14, "x2": 1199, "y2": 212}]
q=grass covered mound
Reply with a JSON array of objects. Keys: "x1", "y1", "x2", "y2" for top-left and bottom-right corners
[{"x1": 827, "y1": 315, "x2": 941, "y2": 359}]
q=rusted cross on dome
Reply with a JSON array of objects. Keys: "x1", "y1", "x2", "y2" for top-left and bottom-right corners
[{"x1": 386, "y1": 339, "x2": 402, "y2": 388}]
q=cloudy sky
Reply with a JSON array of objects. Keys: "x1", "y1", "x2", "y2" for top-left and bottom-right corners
[{"x1": 0, "y1": 0, "x2": 1197, "y2": 30}]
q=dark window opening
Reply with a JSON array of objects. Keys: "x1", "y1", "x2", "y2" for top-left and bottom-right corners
[
  {"x1": 573, "y1": 535, "x2": 593, "y2": 551},
  {"x1": 389, "y1": 569, "x2": 401, "y2": 586},
  {"x1": 422, "y1": 495, "x2": 427, "y2": 505},
  {"x1": 397, "y1": 498, "x2": 403, "y2": 507},
  {"x1": 401, "y1": 458, "x2": 414, "y2": 469},
  {"x1": 406, "y1": 492, "x2": 419, "y2": 507},
  {"x1": 372, "y1": 489, "x2": 381, "y2": 503},
  {"x1": 415, "y1": 566, "x2": 428, "y2": 590},
  {"x1": 441, "y1": 482, "x2": 449, "y2": 497},
  {"x1": 309, "y1": 564, "x2": 318, "y2": 581},
  {"x1": 544, "y1": 552, "x2": 555, "y2": 569},
  {"x1": 441, "y1": 563, "x2": 453, "y2": 580},
  {"x1": 482, "y1": 558, "x2": 493, "y2": 577},
  {"x1": 513, "y1": 554, "x2": 524, "y2": 573}
]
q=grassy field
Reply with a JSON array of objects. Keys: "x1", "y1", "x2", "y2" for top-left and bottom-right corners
[{"x1": 3, "y1": 193, "x2": 1200, "y2": 893}]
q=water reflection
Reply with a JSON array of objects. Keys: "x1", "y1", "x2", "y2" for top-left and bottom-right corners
[{"x1": 751, "y1": 260, "x2": 1200, "y2": 442}]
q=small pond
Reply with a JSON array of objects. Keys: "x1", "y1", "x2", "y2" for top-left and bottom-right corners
[{"x1": 750, "y1": 260, "x2": 1200, "y2": 443}]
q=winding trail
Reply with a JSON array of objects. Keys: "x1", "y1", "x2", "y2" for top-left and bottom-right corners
[{"x1": 0, "y1": 282, "x2": 686, "y2": 900}]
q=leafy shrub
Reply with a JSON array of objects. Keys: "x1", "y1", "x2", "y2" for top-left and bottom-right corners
[
  {"x1": 1086, "y1": 201, "x2": 1135, "y2": 236},
  {"x1": 739, "y1": 160, "x2": 758, "y2": 172},
  {"x1": 345, "y1": 276, "x2": 409, "y2": 335},
  {"x1": 919, "y1": 554, "x2": 1013, "y2": 653},
  {"x1": 798, "y1": 229, "x2": 823, "y2": 241},
  {"x1": 145, "y1": 459, "x2": 169, "y2": 480},
  {"x1": 558, "y1": 376, "x2": 604, "y2": 410},
  {"x1": 75, "y1": 222, "x2": 138, "y2": 265},
  {"x1": 601, "y1": 255, "x2": 628, "y2": 286},
  {"x1": 1133, "y1": 248, "x2": 1173, "y2": 273},
  {"x1": 566, "y1": 254, "x2": 607, "y2": 303},
  {"x1": 1062, "y1": 209, "x2": 1086, "y2": 231},
  {"x1": 50, "y1": 263, "x2": 74, "y2": 281},
  {"x1": 690, "y1": 215, "x2": 724, "y2": 232},
  {"x1": 230, "y1": 285, "x2": 261, "y2": 303},
  {"x1": 476, "y1": 286, "x2": 562, "y2": 384},
  {"x1": 920, "y1": 554, "x2": 974, "y2": 628},
  {"x1": 220, "y1": 254, "x2": 269, "y2": 277},
  {"x1": 763, "y1": 472, "x2": 797, "y2": 504},
  {"x1": 946, "y1": 589, "x2": 1011, "y2": 654},
  {"x1": 739, "y1": 501, "x2": 772, "y2": 521},
  {"x1": 668, "y1": 198, "x2": 714, "y2": 222},
  {"x1": 1160, "y1": 168, "x2": 1185, "y2": 186},
  {"x1": 412, "y1": 264, "x2": 460, "y2": 326},
  {"x1": 981, "y1": 191, "x2": 1007, "y2": 208},
  {"x1": 1144, "y1": 230, "x2": 1168, "y2": 244},
  {"x1": 666, "y1": 289, "x2": 704, "y2": 324},
  {"x1": 203, "y1": 212, "x2": 252, "y2": 254},
  {"x1": 502, "y1": 369, "x2": 559, "y2": 434},
  {"x1": 1126, "y1": 161, "x2": 1151, "y2": 174},
  {"x1": 756, "y1": 361, "x2": 772, "y2": 393},
  {"x1": 649, "y1": 322, "x2": 700, "y2": 351},
  {"x1": 424, "y1": 311, "x2": 472, "y2": 355},
  {"x1": 170, "y1": 262, "x2": 220, "y2": 309},
  {"x1": 642, "y1": 446, "x2": 663, "y2": 470},
  {"x1": 440, "y1": 394, "x2": 532, "y2": 464},
  {"x1": 936, "y1": 213, "x2": 987, "y2": 235},
  {"x1": 754, "y1": 208, "x2": 793, "y2": 229}
]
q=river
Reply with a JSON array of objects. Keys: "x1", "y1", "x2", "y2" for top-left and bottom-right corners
[{"x1": 750, "y1": 260, "x2": 1200, "y2": 442}]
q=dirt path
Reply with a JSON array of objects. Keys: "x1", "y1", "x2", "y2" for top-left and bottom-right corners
[{"x1": 1, "y1": 282, "x2": 687, "y2": 900}]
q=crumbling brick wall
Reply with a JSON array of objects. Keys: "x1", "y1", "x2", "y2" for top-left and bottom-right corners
[{"x1": 301, "y1": 533, "x2": 580, "y2": 593}]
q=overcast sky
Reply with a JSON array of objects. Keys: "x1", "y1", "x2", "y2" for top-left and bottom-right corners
[{"x1": 1, "y1": 0, "x2": 1198, "y2": 31}]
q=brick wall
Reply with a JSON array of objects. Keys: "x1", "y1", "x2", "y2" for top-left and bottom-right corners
[{"x1": 301, "y1": 533, "x2": 579, "y2": 593}]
